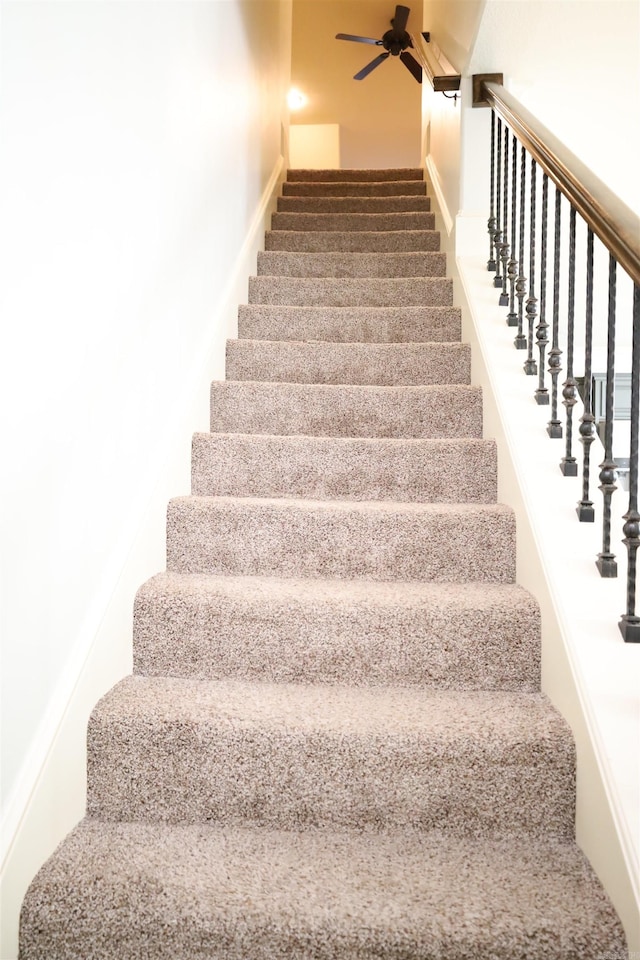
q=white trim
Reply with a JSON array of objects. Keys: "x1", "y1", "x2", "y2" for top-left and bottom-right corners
[
  {"x1": 0, "y1": 155, "x2": 285, "y2": 960},
  {"x1": 425, "y1": 153, "x2": 454, "y2": 236}
]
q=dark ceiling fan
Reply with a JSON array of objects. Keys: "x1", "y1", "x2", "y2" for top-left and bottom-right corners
[{"x1": 336, "y1": 5, "x2": 422, "y2": 83}]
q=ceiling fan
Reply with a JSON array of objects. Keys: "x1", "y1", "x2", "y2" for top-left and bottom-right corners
[{"x1": 336, "y1": 5, "x2": 422, "y2": 83}]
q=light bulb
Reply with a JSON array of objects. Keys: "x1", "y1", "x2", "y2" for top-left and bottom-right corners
[{"x1": 287, "y1": 87, "x2": 307, "y2": 111}]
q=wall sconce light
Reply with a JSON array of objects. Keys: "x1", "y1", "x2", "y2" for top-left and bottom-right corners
[{"x1": 287, "y1": 87, "x2": 308, "y2": 111}]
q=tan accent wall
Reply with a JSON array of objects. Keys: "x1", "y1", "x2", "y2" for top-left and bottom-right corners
[{"x1": 292, "y1": 0, "x2": 423, "y2": 169}]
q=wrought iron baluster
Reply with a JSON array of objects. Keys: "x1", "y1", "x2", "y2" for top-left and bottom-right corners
[
  {"x1": 596, "y1": 254, "x2": 618, "y2": 577},
  {"x1": 515, "y1": 144, "x2": 527, "y2": 349},
  {"x1": 524, "y1": 157, "x2": 538, "y2": 375},
  {"x1": 499, "y1": 125, "x2": 510, "y2": 306},
  {"x1": 494, "y1": 118, "x2": 503, "y2": 288},
  {"x1": 547, "y1": 186, "x2": 563, "y2": 436},
  {"x1": 506, "y1": 133, "x2": 518, "y2": 325},
  {"x1": 535, "y1": 173, "x2": 550, "y2": 403},
  {"x1": 620, "y1": 284, "x2": 640, "y2": 642},
  {"x1": 577, "y1": 228, "x2": 596, "y2": 521},
  {"x1": 487, "y1": 110, "x2": 497, "y2": 272},
  {"x1": 561, "y1": 207, "x2": 578, "y2": 475}
]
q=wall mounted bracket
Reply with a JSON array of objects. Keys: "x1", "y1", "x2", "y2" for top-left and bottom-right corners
[{"x1": 473, "y1": 73, "x2": 504, "y2": 107}]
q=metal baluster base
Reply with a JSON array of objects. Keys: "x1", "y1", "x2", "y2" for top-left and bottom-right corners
[
  {"x1": 535, "y1": 390, "x2": 549, "y2": 406},
  {"x1": 560, "y1": 458, "x2": 578, "y2": 477},
  {"x1": 619, "y1": 616, "x2": 640, "y2": 643},
  {"x1": 596, "y1": 553, "x2": 618, "y2": 577},
  {"x1": 577, "y1": 501, "x2": 595, "y2": 522},
  {"x1": 547, "y1": 421, "x2": 562, "y2": 438}
]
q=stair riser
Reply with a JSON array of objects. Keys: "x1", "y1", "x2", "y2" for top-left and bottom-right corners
[
  {"x1": 191, "y1": 435, "x2": 494, "y2": 501},
  {"x1": 264, "y1": 230, "x2": 441, "y2": 253},
  {"x1": 272, "y1": 212, "x2": 435, "y2": 231},
  {"x1": 248, "y1": 277, "x2": 452, "y2": 307},
  {"x1": 134, "y1": 576, "x2": 539, "y2": 689},
  {"x1": 210, "y1": 382, "x2": 482, "y2": 440},
  {"x1": 287, "y1": 168, "x2": 424, "y2": 181},
  {"x1": 237, "y1": 305, "x2": 462, "y2": 343},
  {"x1": 225, "y1": 341, "x2": 471, "y2": 386},
  {"x1": 88, "y1": 731, "x2": 574, "y2": 840},
  {"x1": 277, "y1": 196, "x2": 431, "y2": 212},
  {"x1": 166, "y1": 498, "x2": 516, "y2": 582},
  {"x1": 87, "y1": 686, "x2": 574, "y2": 839},
  {"x1": 256, "y1": 251, "x2": 446, "y2": 278},
  {"x1": 282, "y1": 180, "x2": 427, "y2": 196}
]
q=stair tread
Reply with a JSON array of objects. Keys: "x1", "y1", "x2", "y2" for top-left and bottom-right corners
[
  {"x1": 95, "y1": 675, "x2": 563, "y2": 741},
  {"x1": 21, "y1": 820, "x2": 625, "y2": 960},
  {"x1": 287, "y1": 167, "x2": 425, "y2": 181},
  {"x1": 169, "y1": 493, "x2": 514, "y2": 516},
  {"x1": 139, "y1": 569, "x2": 534, "y2": 609}
]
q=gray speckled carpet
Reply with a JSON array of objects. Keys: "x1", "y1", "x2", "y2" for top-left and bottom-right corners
[{"x1": 19, "y1": 169, "x2": 627, "y2": 959}]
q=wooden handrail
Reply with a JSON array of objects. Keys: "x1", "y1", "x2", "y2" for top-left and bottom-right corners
[
  {"x1": 411, "y1": 33, "x2": 460, "y2": 92},
  {"x1": 476, "y1": 78, "x2": 640, "y2": 286}
]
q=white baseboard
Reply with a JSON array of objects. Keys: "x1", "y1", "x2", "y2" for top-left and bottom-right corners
[
  {"x1": 425, "y1": 154, "x2": 454, "y2": 237},
  {"x1": 0, "y1": 154, "x2": 285, "y2": 960}
]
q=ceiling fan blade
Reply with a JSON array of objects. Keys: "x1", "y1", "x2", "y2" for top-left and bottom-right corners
[
  {"x1": 354, "y1": 52, "x2": 390, "y2": 80},
  {"x1": 336, "y1": 33, "x2": 381, "y2": 46},
  {"x1": 392, "y1": 5, "x2": 410, "y2": 34},
  {"x1": 400, "y1": 50, "x2": 422, "y2": 83}
]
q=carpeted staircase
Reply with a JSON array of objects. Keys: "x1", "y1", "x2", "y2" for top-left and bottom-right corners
[{"x1": 19, "y1": 168, "x2": 626, "y2": 958}]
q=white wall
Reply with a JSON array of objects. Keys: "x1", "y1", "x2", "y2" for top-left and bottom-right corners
[
  {"x1": 422, "y1": 0, "x2": 486, "y2": 73},
  {"x1": 469, "y1": 0, "x2": 640, "y2": 216},
  {"x1": 0, "y1": 2, "x2": 291, "y2": 955},
  {"x1": 425, "y1": 0, "x2": 640, "y2": 228}
]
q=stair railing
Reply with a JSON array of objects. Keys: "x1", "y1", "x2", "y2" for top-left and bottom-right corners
[{"x1": 473, "y1": 76, "x2": 640, "y2": 643}]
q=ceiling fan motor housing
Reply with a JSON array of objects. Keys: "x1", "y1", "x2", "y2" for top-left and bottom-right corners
[{"x1": 382, "y1": 28, "x2": 410, "y2": 56}]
